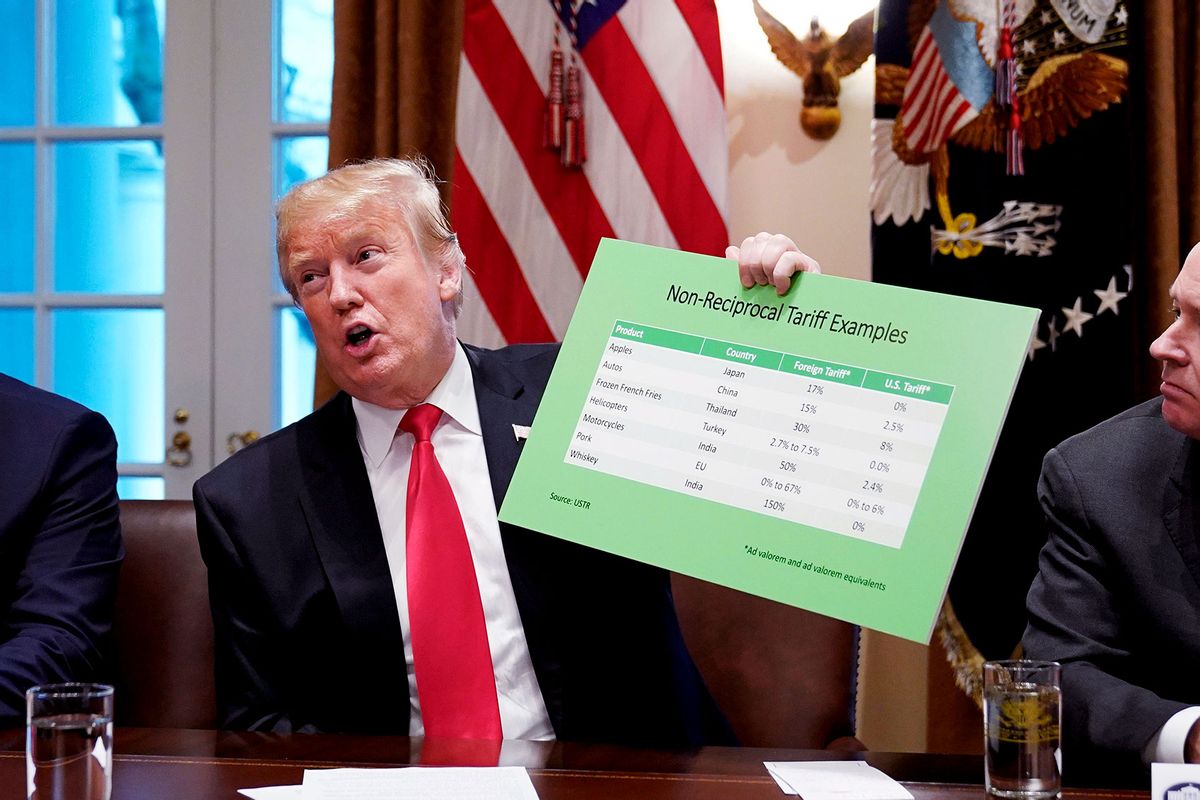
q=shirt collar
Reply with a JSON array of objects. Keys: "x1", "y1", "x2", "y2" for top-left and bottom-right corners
[{"x1": 352, "y1": 343, "x2": 481, "y2": 468}]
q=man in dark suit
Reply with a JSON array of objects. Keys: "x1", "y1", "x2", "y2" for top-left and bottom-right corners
[
  {"x1": 195, "y1": 157, "x2": 815, "y2": 743},
  {"x1": 1023, "y1": 241, "x2": 1200, "y2": 785},
  {"x1": 0, "y1": 374, "x2": 123, "y2": 723}
]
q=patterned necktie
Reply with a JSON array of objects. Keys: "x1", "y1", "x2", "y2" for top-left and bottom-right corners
[{"x1": 400, "y1": 403, "x2": 502, "y2": 740}]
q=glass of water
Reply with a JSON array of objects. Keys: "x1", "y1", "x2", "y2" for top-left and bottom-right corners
[
  {"x1": 983, "y1": 660, "x2": 1061, "y2": 799},
  {"x1": 25, "y1": 683, "x2": 114, "y2": 800}
]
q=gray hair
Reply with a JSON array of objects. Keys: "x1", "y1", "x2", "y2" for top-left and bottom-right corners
[{"x1": 275, "y1": 157, "x2": 465, "y2": 312}]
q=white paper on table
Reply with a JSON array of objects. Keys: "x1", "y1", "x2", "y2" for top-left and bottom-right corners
[
  {"x1": 301, "y1": 766, "x2": 539, "y2": 800},
  {"x1": 764, "y1": 761, "x2": 914, "y2": 800},
  {"x1": 237, "y1": 785, "x2": 304, "y2": 800},
  {"x1": 1151, "y1": 762, "x2": 1200, "y2": 800}
]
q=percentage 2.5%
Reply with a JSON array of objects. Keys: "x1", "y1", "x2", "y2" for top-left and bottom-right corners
[{"x1": 882, "y1": 420, "x2": 905, "y2": 433}]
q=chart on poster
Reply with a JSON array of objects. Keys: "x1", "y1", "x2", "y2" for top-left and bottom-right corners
[
  {"x1": 568, "y1": 321, "x2": 953, "y2": 548},
  {"x1": 498, "y1": 239, "x2": 1038, "y2": 642}
]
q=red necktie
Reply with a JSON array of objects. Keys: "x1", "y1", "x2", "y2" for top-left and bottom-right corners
[{"x1": 400, "y1": 403, "x2": 502, "y2": 740}]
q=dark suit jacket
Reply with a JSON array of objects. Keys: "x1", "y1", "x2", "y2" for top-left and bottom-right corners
[
  {"x1": 195, "y1": 343, "x2": 733, "y2": 746},
  {"x1": 0, "y1": 374, "x2": 123, "y2": 723},
  {"x1": 1023, "y1": 397, "x2": 1200, "y2": 786}
]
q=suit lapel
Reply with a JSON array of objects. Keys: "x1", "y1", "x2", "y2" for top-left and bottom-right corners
[
  {"x1": 1164, "y1": 435, "x2": 1200, "y2": 590},
  {"x1": 462, "y1": 343, "x2": 566, "y2": 732},
  {"x1": 463, "y1": 345, "x2": 534, "y2": 509},
  {"x1": 296, "y1": 394, "x2": 408, "y2": 713}
]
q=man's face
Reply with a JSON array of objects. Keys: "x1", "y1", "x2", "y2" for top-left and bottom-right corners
[
  {"x1": 284, "y1": 197, "x2": 461, "y2": 409},
  {"x1": 1150, "y1": 244, "x2": 1200, "y2": 438}
]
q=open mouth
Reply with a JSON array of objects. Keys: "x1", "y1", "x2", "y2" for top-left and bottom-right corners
[{"x1": 346, "y1": 325, "x2": 374, "y2": 347}]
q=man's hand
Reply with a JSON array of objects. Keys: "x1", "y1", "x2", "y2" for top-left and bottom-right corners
[{"x1": 726, "y1": 232, "x2": 821, "y2": 296}]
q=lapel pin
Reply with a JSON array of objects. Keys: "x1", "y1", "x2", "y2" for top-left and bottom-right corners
[{"x1": 512, "y1": 424, "x2": 531, "y2": 442}]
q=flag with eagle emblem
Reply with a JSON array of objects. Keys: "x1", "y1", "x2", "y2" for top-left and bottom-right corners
[{"x1": 870, "y1": 0, "x2": 1139, "y2": 690}]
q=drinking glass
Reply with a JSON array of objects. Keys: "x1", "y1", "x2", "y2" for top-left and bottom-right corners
[
  {"x1": 983, "y1": 660, "x2": 1061, "y2": 799},
  {"x1": 26, "y1": 683, "x2": 114, "y2": 800}
]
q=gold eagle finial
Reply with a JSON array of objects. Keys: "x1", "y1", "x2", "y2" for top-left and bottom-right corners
[{"x1": 753, "y1": 1, "x2": 876, "y2": 140}]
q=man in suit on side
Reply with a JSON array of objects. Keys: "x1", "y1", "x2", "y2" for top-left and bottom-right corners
[
  {"x1": 1023, "y1": 241, "x2": 1200, "y2": 785},
  {"x1": 0, "y1": 374, "x2": 123, "y2": 723},
  {"x1": 194, "y1": 157, "x2": 817, "y2": 743}
]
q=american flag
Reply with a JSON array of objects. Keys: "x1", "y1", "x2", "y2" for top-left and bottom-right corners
[
  {"x1": 900, "y1": 1, "x2": 993, "y2": 155},
  {"x1": 452, "y1": 0, "x2": 728, "y2": 347}
]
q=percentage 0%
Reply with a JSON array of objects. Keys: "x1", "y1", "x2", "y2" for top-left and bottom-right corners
[
  {"x1": 894, "y1": 400, "x2": 908, "y2": 412},
  {"x1": 869, "y1": 460, "x2": 890, "y2": 472},
  {"x1": 851, "y1": 521, "x2": 867, "y2": 532}
]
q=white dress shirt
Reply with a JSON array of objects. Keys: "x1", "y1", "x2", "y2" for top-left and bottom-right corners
[
  {"x1": 1144, "y1": 707, "x2": 1200, "y2": 764},
  {"x1": 352, "y1": 345, "x2": 554, "y2": 740}
]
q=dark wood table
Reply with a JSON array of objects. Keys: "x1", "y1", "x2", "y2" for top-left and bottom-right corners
[{"x1": 0, "y1": 728, "x2": 1142, "y2": 799}]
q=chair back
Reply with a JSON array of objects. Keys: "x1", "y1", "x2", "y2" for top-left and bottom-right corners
[
  {"x1": 113, "y1": 499, "x2": 216, "y2": 728},
  {"x1": 109, "y1": 500, "x2": 857, "y2": 740},
  {"x1": 672, "y1": 574, "x2": 859, "y2": 748}
]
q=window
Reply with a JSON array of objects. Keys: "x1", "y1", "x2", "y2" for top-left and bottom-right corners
[
  {"x1": 0, "y1": 0, "x2": 333, "y2": 498},
  {"x1": 0, "y1": 0, "x2": 167, "y2": 498}
]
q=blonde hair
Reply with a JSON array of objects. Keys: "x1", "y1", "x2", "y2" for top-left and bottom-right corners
[{"x1": 275, "y1": 157, "x2": 465, "y2": 308}]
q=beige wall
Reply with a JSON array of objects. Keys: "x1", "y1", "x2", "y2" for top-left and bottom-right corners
[
  {"x1": 717, "y1": 0, "x2": 934, "y2": 752},
  {"x1": 718, "y1": 0, "x2": 874, "y2": 281}
]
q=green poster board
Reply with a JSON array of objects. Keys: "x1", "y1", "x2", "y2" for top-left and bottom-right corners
[{"x1": 498, "y1": 239, "x2": 1037, "y2": 642}]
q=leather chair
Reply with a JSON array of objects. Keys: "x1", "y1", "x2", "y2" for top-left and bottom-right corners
[
  {"x1": 113, "y1": 500, "x2": 216, "y2": 728},
  {"x1": 109, "y1": 500, "x2": 859, "y2": 743},
  {"x1": 672, "y1": 574, "x2": 861, "y2": 749}
]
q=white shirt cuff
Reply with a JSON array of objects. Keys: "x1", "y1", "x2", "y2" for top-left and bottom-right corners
[{"x1": 1144, "y1": 707, "x2": 1200, "y2": 765}]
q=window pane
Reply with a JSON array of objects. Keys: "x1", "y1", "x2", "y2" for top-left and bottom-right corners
[
  {"x1": 277, "y1": 306, "x2": 315, "y2": 428},
  {"x1": 55, "y1": 0, "x2": 165, "y2": 126},
  {"x1": 117, "y1": 476, "x2": 164, "y2": 499},
  {"x1": 54, "y1": 140, "x2": 165, "y2": 294},
  {"x1": 277, "y1": 0, "x2": 333, "y2": 123},
  {"x1": 276, "y1": 135, "x2": 329, "y2": 198},
  {"x1": 52, "y1": 308, "x2": 164, "y2": 464},
  {"x1": 0, "y1": 309, "x2": 35, "y2": 384},
  {"x1": 0, "y1": 143, "x2": 35, "y2": 292},
  {"x1": 0, "y1": 0, "x2": 35, "y2": 125}
]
